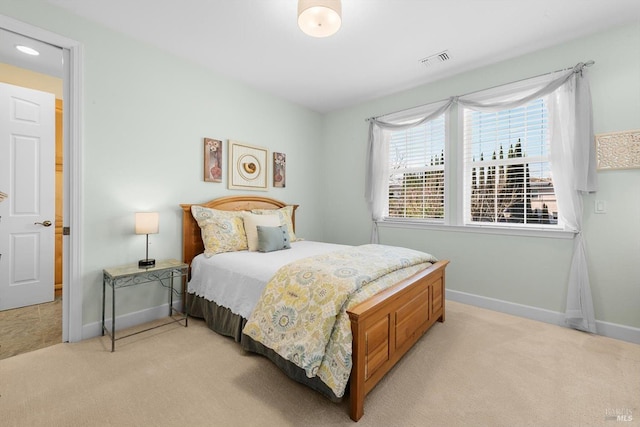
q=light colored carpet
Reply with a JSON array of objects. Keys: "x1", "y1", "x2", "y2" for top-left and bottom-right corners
[{"x1": 1, "y1": 301, "x2": 638, "y2": 426}]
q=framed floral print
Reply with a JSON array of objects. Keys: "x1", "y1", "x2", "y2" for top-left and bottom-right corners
[
  {"x1": 228, "y1": 140, "x2": 268, "y2": 191},
  {"x1": 273, "y1": 152, "x2": 286, "y2": 188},
  {"x1": 204, "y1": 138, "x2": 222, "y2": 182}
]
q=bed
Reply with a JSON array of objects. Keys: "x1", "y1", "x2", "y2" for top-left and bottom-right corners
[{"x1": 180, "y1": 195, "x2": 448, "y2": 421}]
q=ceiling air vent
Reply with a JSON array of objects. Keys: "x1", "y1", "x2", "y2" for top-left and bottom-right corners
[{"x1": 419, "y1": 50, "x2": 452, "y2": 67}]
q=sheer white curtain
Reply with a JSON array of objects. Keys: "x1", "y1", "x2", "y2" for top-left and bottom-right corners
[
  {"x1": 364, "y1": 123, "x2": 390, "y2": 243},
  {"x1": 547, "y1": 70, "x2": 598, "y2": 333},
  {"x1": 365, "y1": 99, "x2": 453, "y2": 243},
  {"x1": 365, "y1": 62, "x2": 598, "y2": 332}
]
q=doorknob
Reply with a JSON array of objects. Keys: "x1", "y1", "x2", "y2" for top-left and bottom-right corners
[{"x1": 34, "y1": 220, "x2": 52, "y2": 227}]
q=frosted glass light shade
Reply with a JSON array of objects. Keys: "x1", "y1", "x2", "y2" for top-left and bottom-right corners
[
  {"x1": 135, "y1": 212, "x2": 159, "y2": 235},
  {"x1": 298, "y1": 0, "x2": 342, "y2": 38}
]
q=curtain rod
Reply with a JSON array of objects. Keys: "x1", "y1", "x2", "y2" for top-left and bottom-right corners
[{"x1": 365, "y1": 60, "x2": 595, "y2": 122}]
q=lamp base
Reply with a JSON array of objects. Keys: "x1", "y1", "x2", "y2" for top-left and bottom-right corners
[{"x1": 138, "y1": 258, "x2": 156, "y2": 268}]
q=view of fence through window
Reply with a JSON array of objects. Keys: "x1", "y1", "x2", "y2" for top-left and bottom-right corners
[{"x1": 464, "y1": 98, "x2": 557, "y2": 226}]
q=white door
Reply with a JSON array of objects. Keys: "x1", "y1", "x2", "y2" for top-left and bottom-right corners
[{"x1": 0, "y1": 82, "x2": 55, "y2": 311}]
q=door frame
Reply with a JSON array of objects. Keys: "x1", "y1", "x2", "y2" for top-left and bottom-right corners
[{"x1": 0, "y1": 14, "x2": 84, "y2": 342}]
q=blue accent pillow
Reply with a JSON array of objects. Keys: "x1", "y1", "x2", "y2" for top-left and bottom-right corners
[{"x1": 256, "y1": 225, "x2": 291, "y2": 253}]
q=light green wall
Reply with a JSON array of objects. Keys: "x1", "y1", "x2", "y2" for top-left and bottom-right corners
[
  {"x1": 322, "y1": 22, "x2": 640, "y2": 329},
  {"x1": 1, "y1": 2, "x2": 638, "y2": 331},
  {"x1": 0, "y1": 2, "x2": 325, "y2": 325}
]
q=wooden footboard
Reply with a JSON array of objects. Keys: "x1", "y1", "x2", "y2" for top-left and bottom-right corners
[{"x1": 347, "y1": 259, "x2": 448, "y2": 421}]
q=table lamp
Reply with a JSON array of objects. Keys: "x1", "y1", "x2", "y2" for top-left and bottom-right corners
[{"x1": 135, "y1": 212, "x2": 159, "y2": 268}]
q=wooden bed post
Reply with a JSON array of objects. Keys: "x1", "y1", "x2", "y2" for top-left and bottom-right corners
[{"x1": 349, "y1": 315, "x2": 366, "y2": 421}]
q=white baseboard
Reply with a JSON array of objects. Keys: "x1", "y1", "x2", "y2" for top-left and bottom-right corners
[
  {"x1": 595, "y1": 320, "x2": 640, "y2": 345},
  {"x1": 446, "y1": 290, "x2": 640, "y2": 345},
  {"x1": 82, "y1": 293, "x2": 640, "y2": 346},
  {"x1": 82, "y1": 300, "x2": 183, "y2": 340}
]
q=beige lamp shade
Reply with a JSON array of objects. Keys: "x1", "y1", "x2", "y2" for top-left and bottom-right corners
[
  {"x1": 298, "y1": 0, "x2": 342, "y2": 38},
  {"x1": 135, "y1": 212, "x2": 159, "y2": 235}
]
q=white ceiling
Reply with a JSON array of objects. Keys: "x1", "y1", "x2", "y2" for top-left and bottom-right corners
[{"x1": 9, "y1": 1, "x2": 640, "y2": 112}]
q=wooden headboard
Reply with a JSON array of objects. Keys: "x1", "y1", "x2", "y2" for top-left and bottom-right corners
[{"x1": 180, "y1": 195, "x2": 298, "y2": 270}]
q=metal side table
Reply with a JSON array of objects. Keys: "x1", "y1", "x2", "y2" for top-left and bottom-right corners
[{"x1": 102, "y1": 258, "x2": 188, "y2": 352}]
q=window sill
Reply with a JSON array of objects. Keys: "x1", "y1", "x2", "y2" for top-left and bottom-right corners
[{"x1": 378, "y1": 219, "x2": 576, "y2": 239}]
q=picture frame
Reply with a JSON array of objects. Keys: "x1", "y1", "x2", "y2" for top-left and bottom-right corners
[
  {"x1": 228, "y1": 140, "x2": 268, "y2": 191},
  {"x1": 596, "y1": 130, "x2": 640, "y2": 170},
  {"x1": 203, "y1": 138, "x2": 223, "y2": 182},
  {"x1": 273, "y1": 152, "x2": 286, "y2": 188}
]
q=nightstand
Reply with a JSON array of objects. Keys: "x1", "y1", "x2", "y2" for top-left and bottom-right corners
[{"x1": 102, "y1": 258, "x2": 189, "y2": 352}]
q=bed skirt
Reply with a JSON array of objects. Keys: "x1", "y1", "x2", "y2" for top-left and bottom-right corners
[{"x1": 187, "y1": 293, "x2": 344, "y2": 402}]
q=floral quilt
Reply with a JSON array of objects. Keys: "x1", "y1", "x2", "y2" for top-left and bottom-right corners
[{"x1": 242, "y1": 244, "x2": 437, "y2": 397}]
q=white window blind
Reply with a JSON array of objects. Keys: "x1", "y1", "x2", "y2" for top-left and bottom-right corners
[
  {"x1": 387, "y1": 115, "x2": 445, "y2": 221},
  {"x1": 463, "y1": 98, "x2": 558, "y2": 227}
]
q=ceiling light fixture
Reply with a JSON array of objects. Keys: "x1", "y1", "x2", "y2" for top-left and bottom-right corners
[
  {"x1": 15, "y1": 45, "x2": 40, "y2": 56},
  {"x1": 298, "y1": 0, "x2": 342, "y2": 38}
]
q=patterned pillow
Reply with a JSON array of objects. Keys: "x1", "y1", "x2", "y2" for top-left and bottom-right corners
[
  {"x1": 190, "y1": 206, "x2": 247, "y2": 257},
  {"x1": 251, "y1": 205, "x2": 298, "y2": 242}
]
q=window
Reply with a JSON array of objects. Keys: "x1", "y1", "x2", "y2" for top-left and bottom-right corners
[
  {"x1": 387, "y1": 115, "x2": 445, "y2": 221},
  {"x1": 463, "y1": 99, "x2": 558, "y2": 228},
  {"x1": 382, "y1": 95, "x2": 560, "y2": 233},
  {"x1": 371, "y1": 69, "x2": 589, "y2": 236}
]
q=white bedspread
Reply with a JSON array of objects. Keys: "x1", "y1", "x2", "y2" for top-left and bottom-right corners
[{"x1": 188, "y1": 241, "x2": 348, "y2": 319}]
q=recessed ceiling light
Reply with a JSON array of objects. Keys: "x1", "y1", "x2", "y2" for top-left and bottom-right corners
[{"x1": 15, "y1": 45, "x2": 40, "y2": 56}]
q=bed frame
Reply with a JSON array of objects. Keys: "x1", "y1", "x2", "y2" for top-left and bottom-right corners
[{"x1": 180, "y1": 195, "x2": 448, "y2": 421}]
